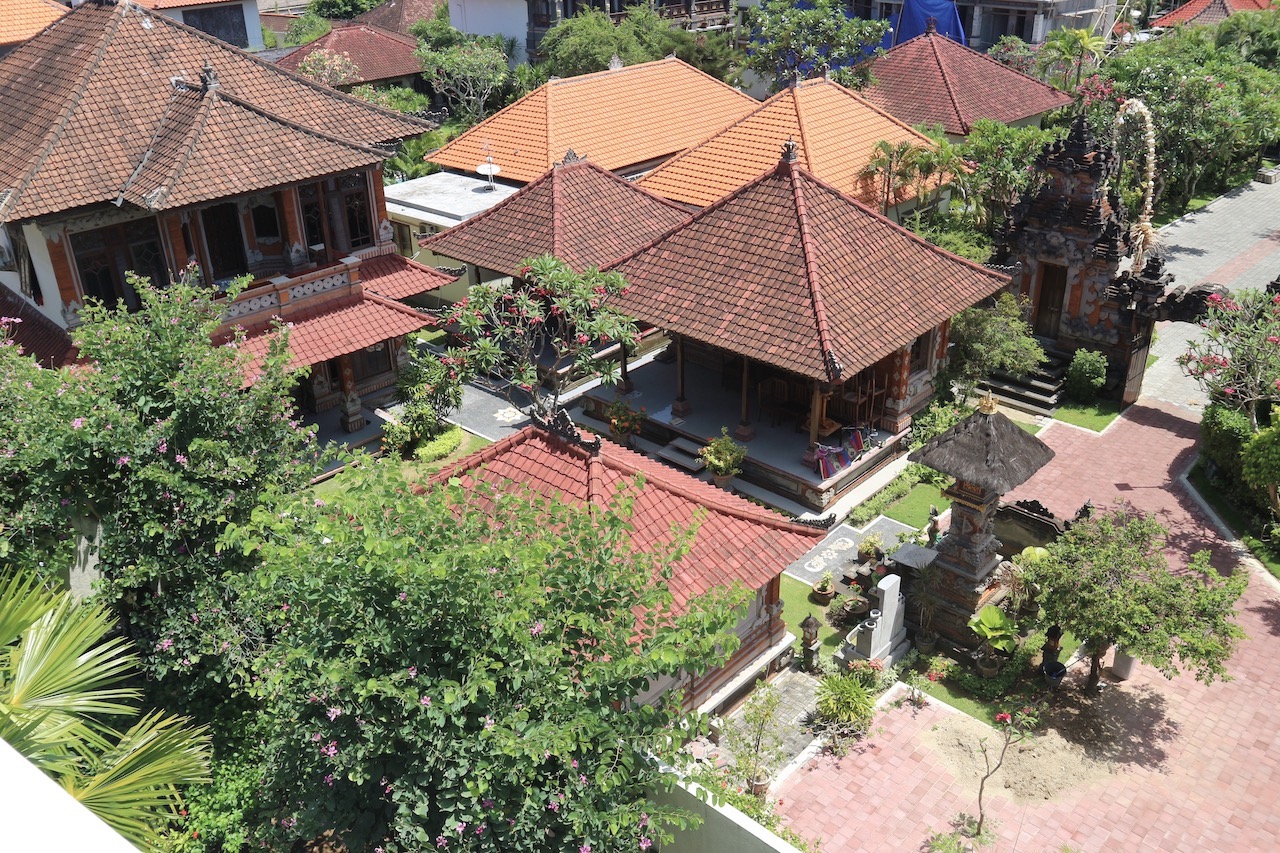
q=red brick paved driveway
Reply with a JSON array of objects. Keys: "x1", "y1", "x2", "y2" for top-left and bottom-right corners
[{"x1": 776, "y1": 400, "x2": 1280, "y2": 851}]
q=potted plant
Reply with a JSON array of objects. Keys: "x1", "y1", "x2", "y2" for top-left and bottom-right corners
[
  {"x1": 910, "y1": 562, "x2": 942, "y2": 655},
  {"x1": 969, "y1": 605, "x2": 1019, "y2": 678},
  {"x1": 827, "y1": 590, "x2": 870, "y2": 629},
  {"x1": 858, "y1": 531, "x2": 884, "y2": 562},
  {"x1": 812, "y1": 570, "x2": 837, "y2": 605},
  {"x1": 604, "y1": 398, "x2": 644, "y2": 447},
  {"x1": 700, "y1": 427, "x2": 746, "y2": 489}
]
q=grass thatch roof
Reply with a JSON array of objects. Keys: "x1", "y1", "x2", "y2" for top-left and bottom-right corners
[{"x1": 908, "y1": 398, "x2": 1055, "y2": 494}]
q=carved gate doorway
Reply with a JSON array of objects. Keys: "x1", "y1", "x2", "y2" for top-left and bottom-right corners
[{"x1": 1034, "y1": 263, "x2": 1067, "y2": 339}]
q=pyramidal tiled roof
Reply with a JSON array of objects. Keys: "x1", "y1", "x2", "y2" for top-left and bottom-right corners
[
  {"x1": 420, "y1": 157, "x2": 691, "y2": 277},
  {"x1": 274, "y1": 23, "x2": 422, "y2": 86},
  {"x1": 354, "y1": 0, "x2": 446, "y2": 34},
  {"x1": 1153, "y1": 0, "x2": 1270, "y2": 26},
  {"x1": 0, "y1": 0, "x2": 432, "y2": 223},
  {"x1": 427, "y1": 58, "x2": 758, "y2": 184},
  {"x1": 431, "y1": 425, "x2": 824, "y2": 611},
  {"x1": 0, "y1": 0, "x2": 66, "y2": 48},
  {"x1": 613, "y1": 151, "x2": 1009, "y2": 382},
  {"x1": 859, "y1": 29, "x2": 1072, "y2": 137},
  {"x1": 638, "y1": 77, "x2": 940, "y2": 209}
]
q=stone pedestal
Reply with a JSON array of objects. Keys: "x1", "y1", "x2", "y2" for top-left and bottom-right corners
[
  {"x1": 836, "y1": 574, "x2": 911, "y2": 667},
  {"x1": 932, "y1": 479, "x2": 1005, "y2": 646}
]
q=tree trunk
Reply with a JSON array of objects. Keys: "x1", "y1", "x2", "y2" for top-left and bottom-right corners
[{"x1": 1086, "y1": 646, "x2": 1107, "y2": 692}]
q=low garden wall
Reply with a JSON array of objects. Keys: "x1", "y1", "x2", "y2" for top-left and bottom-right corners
[{"x1": 653, "y1": 781, "x2": 803, "y2": 853}]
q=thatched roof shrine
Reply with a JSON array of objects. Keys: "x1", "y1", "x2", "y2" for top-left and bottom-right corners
[{"x1": 908, "y1": 395, "x2": 1055, "y2": 494}]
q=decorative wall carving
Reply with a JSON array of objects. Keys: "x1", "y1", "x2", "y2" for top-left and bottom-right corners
[
  {"x1": 224, "y1": 291, "x2": 280, "y2": 320},
  {"x1": 288, "y1": 271, "x2": 347, "y2": 301}
]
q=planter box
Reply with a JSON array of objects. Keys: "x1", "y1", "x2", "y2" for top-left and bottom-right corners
[{"x1": 1256, "y1": 166, "x2": 1280, "y2": 185}]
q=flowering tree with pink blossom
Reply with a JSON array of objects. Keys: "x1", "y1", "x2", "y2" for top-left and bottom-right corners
[
  {"x1": 222, "y1": 462, "x2": 750, "y2": 851},
  {"x1": 1178, "y1": 288, "x2": 1280, "y2": 432},
  {"x1": 442, "y1": 254, "x2": 639, "y2": 417}
]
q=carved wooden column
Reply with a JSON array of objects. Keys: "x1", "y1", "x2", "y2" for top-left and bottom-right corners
[
  {"x1": 671, "y1": 335, "x2": 691, "y2": 416},
  {"x1": 734, "y1": 356, "x2": 754, "y2": 440},
  {"x1": 336, "y1": 353, "x2": 366, "y2": 433},
  {"x1": 802, "y1": 380, "x2": 821, "y2": 464}
]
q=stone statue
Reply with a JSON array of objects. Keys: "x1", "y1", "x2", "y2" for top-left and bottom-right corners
[{"x1": 927, "y1": 505, "x2": 941, "y2": 546}]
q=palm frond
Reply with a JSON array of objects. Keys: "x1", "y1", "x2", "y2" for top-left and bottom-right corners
[
  {"x1": 62, "y1": 712, "x2": 212, "y2": 852},
  {"x1": 0, "y1": 568, "x2": 60, "y2": 647}
]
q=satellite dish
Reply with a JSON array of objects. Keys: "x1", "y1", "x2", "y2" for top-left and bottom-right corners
[{"x1": 475, "y1": 157, "x2": 501, "y2": 191}]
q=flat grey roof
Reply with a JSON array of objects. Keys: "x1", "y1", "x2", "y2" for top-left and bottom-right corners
[{"x1": 384, "y1": 170, "x2": 520, "y2": 230}]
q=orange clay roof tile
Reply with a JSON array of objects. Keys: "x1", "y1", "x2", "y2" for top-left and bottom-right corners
[
  {"x1": 427, "y1": 58, "x2": 757, "y2": 184},
  {"x1": 0, "y1": 0, "x2": 431, "y2": 223},
  {"x1": 358, "y1": 252, "x2": 455, "y2": 300},
  {"x1": 0, "y1": 0, "x2": 66, "y2": 48},
  {"x1": 354, "y1": 0, "x2": 447, "y2": 35},
  {"x1": 859, "y1": 30, "x2": 1073, "y2": 137},
  {"x1": 431, "y1": 426, "x2": 824, "y2": 610},
  {"x1": 420, "y1": 158, "x2": 691, "y2": 277},
  {"x1": 1153, "y1": 0, "x2": 1270, "y2": 26},
  {"x1": 613, "y1": 156, "x2": 1009, "y2": 382},
  {"x1": 637, "y1": 77, "x2": 940, "y2": 209}
]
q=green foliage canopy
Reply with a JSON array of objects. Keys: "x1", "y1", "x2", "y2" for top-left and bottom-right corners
[
  {"x1": 939, "y1": 292, "x2": 1045, "y2": 403},
  {"x1": 1178, "y1": 289, "x2": 1280, "y2": 432},
  {"x1": 743, "y1": 0, "x2": 888, "y2": 91}
]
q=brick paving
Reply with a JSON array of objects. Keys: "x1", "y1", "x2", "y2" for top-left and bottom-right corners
[{"x1": 775, "y1": 398, "x2": 1280, "y2": 851}]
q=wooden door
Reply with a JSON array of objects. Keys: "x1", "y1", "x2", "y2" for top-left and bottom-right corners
[{"x1": 1034, "y1": 263, "x2": 1067, "y2": 339}]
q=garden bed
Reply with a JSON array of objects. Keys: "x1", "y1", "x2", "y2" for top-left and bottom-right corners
[
  {"x1": 1053, "y1": 400, "x2": 1123, "y2": 432},
  {"x1": 1186, "y1": 462, "x2": 1280, "y2": 580}
]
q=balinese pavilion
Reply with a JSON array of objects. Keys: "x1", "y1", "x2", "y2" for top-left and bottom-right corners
[
  {"x1": 594, "y1": 143, "x2": 1011, "y2": 511},
  {"x1": 907, "y1": 394, "x2": 1055, "y2": 643}
]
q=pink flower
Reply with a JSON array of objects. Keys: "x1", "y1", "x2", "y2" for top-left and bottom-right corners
[
  {"x1": 398, "y1": 592, "x2": 408, "y2": 602},
  {"x1": 420, "y1": 696, "x2": 432, "y2": 706},
  {"x1": 455, "y1": 822, "x2": 467, "y2": 835},
  {"x1": 436, "y1": 836, "x2": 449, "y2": 848},
  {"x1": 71, "y1": 418, "x2": 84, "y2": 430},
  {"x1": 117, "y1": 456, "x2": 130, "y2": 466},
  {"x1": 157, "y1": 440, "x2": 167, "y2": 453},
  {"x1": 175, "y1": 454, "x2": 188, "y2": 465},
  {"x1": 157, "y1": 638, "x2": 173, "y2": 651},
  {"x1": 324, "y1": 774, "x2": 334, "y2": 786},
  {"x1": 571, "y1": 759, "x2": 578, "y2": 769},
  {"x1": 530, "y1": 621, "x2": 544, "y2": 637},
  {"x1": 995, "y1": 712, "x2": 1012, "y2": 724},
  {"x1": 483, "y1": 716, "x2": 495, "y2": 730},
  {"x1": 321, "y1": 741, "x2": 338, "y2": 758},
  {"x1": 482, "y1": 798, "x2": 495, "y2": 808},
  {"x1": 581, "y1": 846, "x2": 592, "y2": 853},
  {"x1": 1224, "y1": 387, "x2": 1236, "y2": 395},
  {"x1": 639, "y1": 837, "x2": 652, "y2": 850},
  {"x1": 327, "y1": 707, "x2": 342, "y2": 721},
  {"x1": 407, "y1": 666, "x2": 418, "y2": 678}
]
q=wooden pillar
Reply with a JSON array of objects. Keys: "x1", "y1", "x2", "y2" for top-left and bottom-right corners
[
  {"x1": 277, "y1": 187, "x2": 308, "y2": 270},
  {"x1": 802, "y1": 380, "x2": 821, "y2": 464},
  {"x1": 336, "y1": 353, "x2": 367, "y2": 433},
  {"x1": 734, "y1": 356, "x2": 754, "y2": 441},
  {"x1": 618, "y1": 344, "x2": 634, "y2": 395},
  {"x1": 671, "y1": 335, "x2": 691, "y2": 416}
]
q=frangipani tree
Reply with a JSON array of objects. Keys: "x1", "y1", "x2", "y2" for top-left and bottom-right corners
[{"x1": 0, "y1": 568, "x2": 210, "y2": 850}]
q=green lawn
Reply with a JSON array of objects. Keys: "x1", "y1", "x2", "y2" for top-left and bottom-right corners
[
  {"x1": 1053, "y1": 399, "x2": 1123, "y2": 432},
  {"x1": 1153, "y1": 191, "x2": 1218, "y2": 227},
  {"x1": 313, "y1": 429, "x2": 492, "y2": 499},
  {"x1": 916, "y1": 674, "x2": 998, "y2": 725},
  {"x1": 1016, "y1": 421, "x2": 1042, "y2": 435},
  {"x1": 1147, "y1": 353, "x2": 1159, "y2": 369},
  {"x1": 779, "y1": 575, "x2": 845, "y2": 654},
  {"x1": 884, "y1": 483, "x2": 950, "y2": 529},
  {"x1": 1186, "y1": 463, "x2": 1280, "y2": 580},
  {"x1": 416, "y1": 328, "x2": 447, "y2": 347}
]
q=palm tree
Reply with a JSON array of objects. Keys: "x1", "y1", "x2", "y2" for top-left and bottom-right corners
[
  {"x1": 1038, "y1": 27, "x2": 1107, "y2": 88},
  {"x1": 862, "y1": 140, "x2": 924, "y2": 217},
  {"x1": 0, "y1": 569, "x2": 210, "y2": 851}
]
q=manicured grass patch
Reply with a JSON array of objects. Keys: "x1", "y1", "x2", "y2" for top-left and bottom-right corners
[
  {"x1": 1053, "y1": 399, "x2": 1123, "y2": 432},
  {"x1": 916, "y1": 674, "x2": 998, "y2": 726},
  {"x1": 1187, "y1": 463, "x2": 1280, "y2": 580},
  {"x1": 312, "y1": 429, "x2": 492, "y2": 498},
  {"x1": 1015, "y1": 421, "x2": 1042, "y2": 435},
  {"x1": 780, "y1": 575, "x2": 844, "y2": 654},
  {"x1": 1147, "y1": 353, "x2": 1159, "y2": 369},
  {"x1": 416, "y1": 328, "x2": 447, "y2": 347},
  {"x1": 1153, "y1": 191, "x2": 1218, "y2": 227},
  {"x1": 884, "y1": 483, "x2": 950, "y2": 529}
]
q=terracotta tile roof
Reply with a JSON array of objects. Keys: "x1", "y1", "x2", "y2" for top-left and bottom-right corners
[
  {"x1": 0, "y1": 0, "x2": 66, "y2": 48},
  {"x1": 1153, "y1": 0, "x2": 1270, "y2": 26},
  {"x1": 354, "y1": 0, "x2": 445, "y2": 34},
  {"x1": 0, "y1": 286, "x2": 75, "y2": 367},
  {"x1": 859, "y1": 30, "x2": 1073, "y2": 137},
  {"x1": 432, "y1": 426, "x2": 824, "y2": 610},
  {"x1": 638, "y1": 77, "x2": 941, "y2": 209},
  {"x1": 118, "y1": 82, "x2": 387, "y2": 210},
  {"x1": 237, "y1": 291, "x2": 430, "y2": 381},
  {"x1": 274, "y1": 23, "x2": 422, "y2": 86},
  {"x1": 420, "y1": 157, "x2": 691, "y2": 277},
  {"x1": 613, "y1": 154, "x2": 1009, "y2": 382},
  {"x1": 0, "y1": 0, "x2": 432, "y2": 223},
  {"x1": 427, "y1": 58, "x2": 758, "y2": 184},
  {"x1": 134, "y1": 0, "x2": 238, "y2": 8},
  {"x1": 358, "y1": 251, "x2": 455, "y2": 300}
]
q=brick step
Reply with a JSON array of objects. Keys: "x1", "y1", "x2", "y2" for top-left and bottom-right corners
[
  {"x1": 657, "y1": 441, "x2": 706, "y2": 472},
  {"x1": 991, "y1": 369, "x2": 1063, "y2": 395},
  {"x1": 979, "y1": 385, "x2": 1057, "y2": 419}
]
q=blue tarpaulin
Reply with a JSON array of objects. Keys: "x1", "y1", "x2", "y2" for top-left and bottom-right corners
[{"x1": 880, "y1": 0, "x2": 967, "y2": 49}]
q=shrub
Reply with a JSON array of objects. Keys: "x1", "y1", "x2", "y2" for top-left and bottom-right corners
[
  {"x1": 1202, "y1": 403, "x2": 1252, "y2": 483},
  {"x1": 844, "y1": 658, "x2": 888, "y2": 692},
  {"x1": 815, "y1": 673, "x2": 875, "y2": 728},
  {"x1": 1064, "y1": 349, "x2": 1108, "y2": 402},
  {"x1": 827, "y1": 593, "x2": 868, "y2": 629},
  {"x1": 413, "y1": 426, "x2": 463, "y2": 463},
  {"x1": 847, "y1": 469, "x2": 922, "y2": 525},
  {"x1": 948, "y1": 633, "x2": 1046, "y2": 701}
]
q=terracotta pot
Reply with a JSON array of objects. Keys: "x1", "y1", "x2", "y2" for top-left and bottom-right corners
[
  {"x1": 711, "y1": 472, "x2": 734, "y2": 490},
  {"x1": 977, "y1": 655, "x2": 1002, "y2": 678},
  {"x1": 811, "y1": 583, "x2": 836, "y2": 605},
  {"x1": 915, "y1": 632, "x2": 938, "y2": 655}
]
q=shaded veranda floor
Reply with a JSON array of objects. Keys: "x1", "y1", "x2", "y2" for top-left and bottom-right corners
[{"x1": 775, "y1": 399, "x2": 1280, "y2": 851}]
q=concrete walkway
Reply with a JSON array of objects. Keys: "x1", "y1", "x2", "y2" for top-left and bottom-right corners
[
  {"x1": 1142, "y1": 179, "x2": 1280, "y2": 412},
  {"x1": 776, "y1": 397, "x2": 1280, "y2": 851}
]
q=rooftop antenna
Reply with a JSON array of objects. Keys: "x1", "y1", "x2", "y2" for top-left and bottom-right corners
[{"x1": 475, "y1": 155, "x2": 500, "y2": 192}]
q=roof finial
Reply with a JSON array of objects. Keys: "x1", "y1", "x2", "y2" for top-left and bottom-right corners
[
  {"x1": 925, "y1": 16, "x2": 937, "y2": 34},
  {"x1": 557, "y1": 149, "x2": 584, "y2": 166},
  {"x1": 978, "y1": 391, "x2": 998, "y2": 415},
  {"x1": 200, "y1": 60, "x2": 218, "y2": 91},
  {"x1": 608, "y1": 54, "x2": 623, "y2": 71},
  {"x1": 782, "y1": 136, "x2": 799, "y2": 164}
]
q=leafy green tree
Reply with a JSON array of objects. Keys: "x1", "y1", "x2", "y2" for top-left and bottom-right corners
[
  {"x1": 285, "y1": 12, "x2": 331, "y2": 46},
  {"x1": 539, "y1": 7, "x2": 742, "y2": 82},
  {"x1": 1243, "y1": 426, "x2": 1280, "y2": 515},
  {"x1": 938, "y1": 292, "x2": 1045, "y2": 403},
  {"x1": 350, "y1": 85, "x2": 434, "y2": 115},
  {"x1": 987, "y1": 35, "x2": 1037, "y2": 76},
  {"x1": 223, "y1": 462, "x2": 750, "y2": 851},
  {"x1": 1022, "y1": 508, "x2": 1247, "y2": 693},
  {"x1": 862, "y1": 138, "x2": 925, "y2": 216},
  {"x1": 0, "y1": 270, "x2": 320, "y2": 693},
  {"x1": 1178, "y1": 289, "x2": 1280, "y2": 432},
  {"x1": 418, "y1": 39, "x2": 510, "y2": 124},
  {"x1": 743, "y1": 0, "x2": 888, "y2": 91},
  {"x1": 1215, "y1": 8, "x2": 1280, "y2": 67},
  {"x1": 955, "y1": 120, "x2": 1061, "y2": 232},
  {"x1": 444, "y1": 255, "x2": 639, "y2": 417},
  {"x1": 309, "y1": 0, "x2": 378, "y2": 19},
  {"x1": 0, "y1": 568, "x2": 210, "y2": 850},
  {"x1": 1038, "y1": 27, "x2": 1106, "y2": 89}
]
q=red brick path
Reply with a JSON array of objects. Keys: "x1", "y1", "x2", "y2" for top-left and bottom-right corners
[{"x1": 776, "y1": 400, "x2": 1280, "y2": 851}]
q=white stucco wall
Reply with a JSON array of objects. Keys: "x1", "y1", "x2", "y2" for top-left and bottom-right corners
[
  {"x1": 449, "y1": 0, "x2": 528, "y2": 63},
  {"x1": 22, "y1": 222, "x2": 68, "y2": 329},
  {"x1": 653, "y1": 780, "x2": 804, "y2": 853}
]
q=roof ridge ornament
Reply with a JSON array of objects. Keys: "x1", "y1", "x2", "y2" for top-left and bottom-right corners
[
  {"x1": 558, "y1": 148, "x2": 585, "y2": 165},
  {"x1": 608, "y1": 54, "x2": 623, "y2": 71},
  {"x1": 781, "y1": 136, "x2": 799, "y2": 164},
  {"x1": 925, "y1": 16, "x2": 937, "y2": 34},
  {"x1": 531, "y1": 407, "x2": 601, "y2": 454},
  {"x1": 978, "y1": 391, "x2": 998, "y2": 415},
  {"x1": 200, "y1": 60, "x2": 218, "y2": 92}
]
